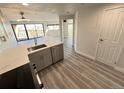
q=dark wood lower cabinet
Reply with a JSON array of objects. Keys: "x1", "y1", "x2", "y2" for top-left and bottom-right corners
[
  {"x1": 16, "y1": 63, "x2": 35, "y2": 89},
  {"x1": 0, "y1": 63, "x2": 35, "y2": 89},
  {"x1": 0, "y1": 68, "x2": 17, "y2": 88}
]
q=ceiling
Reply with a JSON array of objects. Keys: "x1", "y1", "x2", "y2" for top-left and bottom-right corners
[
  {"x1": 0, "y1": 3, "x2": 111, "y2": 22},
  {"x1": 0, "y1": 3, "x2": 84, "y2": 22},
  {"x1": 1, "y1": 7, "x2": 60, "y2": 22},
  {"x1": 0, "y1": 3, "x2": 83, "y2": 15}
]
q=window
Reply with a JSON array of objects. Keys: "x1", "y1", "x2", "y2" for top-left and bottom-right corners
[
  {"x1": 35, "y1": 24, "x2": 44, "y2": 37},
  {"x1": 12, "y1": 24, "x2": 44, "y2": 42},
  {"x1": 47, "y1": 24, "x2": 60, "y2": 30},
  {"x1": 26, "y1": 24, "x2": 37, "y2": 38},
  {"x1": 12, "y1": 24, "x2": 28, "y2": 41}
]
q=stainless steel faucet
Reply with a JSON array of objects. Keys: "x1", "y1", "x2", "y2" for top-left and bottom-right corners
[{"x1": 34, "y1": 38, "x2": 37, "y2": 45}]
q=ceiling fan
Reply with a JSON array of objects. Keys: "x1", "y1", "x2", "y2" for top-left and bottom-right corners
[{"x1": 17, "y1": 11, "x2": 30, "y2": 22}]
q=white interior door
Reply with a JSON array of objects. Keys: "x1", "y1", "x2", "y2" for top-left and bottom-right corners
[{"x1": 96, "y1": 9, "x2": 124, "y2": 65}]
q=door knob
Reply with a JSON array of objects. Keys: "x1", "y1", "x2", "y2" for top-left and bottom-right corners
[{"x1": 99, "y1": 38, "x2": 104, "y2": 41}]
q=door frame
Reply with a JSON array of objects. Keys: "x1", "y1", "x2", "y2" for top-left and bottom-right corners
[
  {"x1": 95, "y1": 6, "x2": 124, "y2": 65},
  {"x1": 59, "y1": 15, "x2": 75, "y2": 48}
]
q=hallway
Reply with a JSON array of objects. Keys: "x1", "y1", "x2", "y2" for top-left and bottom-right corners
[{"x1": 38, "y1": 46, "x2": 124, "y2": 89}]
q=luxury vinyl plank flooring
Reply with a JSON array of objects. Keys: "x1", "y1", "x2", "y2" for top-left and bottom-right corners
[{"x1": 38, "y1": 46, "x2": 124, "y2": 89}]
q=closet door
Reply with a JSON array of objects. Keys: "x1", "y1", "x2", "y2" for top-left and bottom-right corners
[{"x1": 96, "y1": 9, "x2": 124, "y2": 64}]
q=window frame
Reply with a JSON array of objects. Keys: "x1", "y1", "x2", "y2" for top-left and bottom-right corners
[
  {"x1": 11, "y1": 23, "x2": 45, "y2": 42},
  {"x1": 47, "y1": 24, "x2": 60, "y2": 31}
]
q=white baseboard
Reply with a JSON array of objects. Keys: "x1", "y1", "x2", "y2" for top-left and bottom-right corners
[
  {"x1": 75, "y1": 49, "x2": 95, "y2": 60},
  {"x1": 114, "y1": 66, "x2": 124, "y2": 73},
  {"x1": 103, "y1": 62, "x2": 124, "y2": 73},
  {"x1": 75, "y1": 49, "x2": 124, "y2": 73}
]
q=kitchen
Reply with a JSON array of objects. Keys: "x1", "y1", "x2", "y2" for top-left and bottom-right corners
[
  {"x1": 0, "y1": 39, "x2": 64, "y2": 88},
  {"x1": 0, "y1": 3, "x2": 64, "y2": 89},
  {"x1": 1, "y1": 3, "x2": 124, "y2": 90}
]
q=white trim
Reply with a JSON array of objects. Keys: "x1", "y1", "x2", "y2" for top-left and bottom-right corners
[
  {"x1": 98, "y1": 59, "x2": 124, "y2": 73},
  {"x1": 75, "y1": 49, "x2": 95, "y2": 60},
  {"x1": 74, "y1": 11, "x2": 78, "y2": 51},
  {"x1": 75, "y1": 48, "x2": 124, "y2": 74},
  {"x1": 114, "y1": 66, "x2": 124, "y2": 73}
]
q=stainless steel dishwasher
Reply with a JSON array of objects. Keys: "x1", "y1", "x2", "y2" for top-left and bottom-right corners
[
  {"x1": 30, "y1": 63, "x2": 44, "y2": 89},
  {"x1": 51, "y1": 44, "x2": 64, "y2": 63}
]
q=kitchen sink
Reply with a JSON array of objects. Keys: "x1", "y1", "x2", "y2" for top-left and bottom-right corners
[{"x1": 28, "y1": 44, "x2": 47, "y2": 52}]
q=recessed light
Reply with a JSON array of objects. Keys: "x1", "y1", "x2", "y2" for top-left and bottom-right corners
[{"x1": 22, "y1": 3, "x2": 29, "y2": 6}]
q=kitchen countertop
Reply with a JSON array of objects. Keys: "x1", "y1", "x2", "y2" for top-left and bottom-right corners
[
  {"x1": 0, "y1": 40, "x2": 63, "y2": 75},
  {"x1": 0, "y1": 45, "x2": 30, "y2": 75},
  {"x1": 28, "y1": 40, "x2": 63, "y2": 54}
]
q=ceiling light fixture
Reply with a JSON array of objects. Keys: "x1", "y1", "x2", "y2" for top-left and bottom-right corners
[
  {"x1": 22, "y1": 3, "x2": 29, "y2": 6},
  {"x1": 17, "y1": 11, "x2": 30, "y2": 22}
]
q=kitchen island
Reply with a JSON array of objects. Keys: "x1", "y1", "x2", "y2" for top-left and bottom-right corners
[{"x1": 0, "y1": 40, "x2": 63, "y2": 89}]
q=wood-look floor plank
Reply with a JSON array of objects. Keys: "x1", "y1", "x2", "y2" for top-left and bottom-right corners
[
  {"x1": 64, "y1": 48, "x2": 124, "y2": 82},
  {"x1": 64, "y1": 49, "x2": 124, "y2": 88},
  {"x1": 56, "y1": 61, "x2": 103, "y2": 88},
  {"x1": 64, "y1": 53, "x2": 123, "y2": 88},
  {"x1": 64, "y1": 49, "x2": 124, "y2": 87},
  {"x1": 63, "y1": 59, "x2": 112, "y2": 88},
  {"x1": 65, "y1": 47, "x2": 124, "y2": 78},
  {"x1": 38, "y1": 46, "x2": 124, "y2": 89}
]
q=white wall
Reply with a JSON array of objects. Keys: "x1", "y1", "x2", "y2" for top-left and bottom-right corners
[
  {"x1": 75, "y1": 5, "x2": 102, "y2": 59},
  {"x1": 0, "y1": 9, "x2": 17, "y2": 51},
  {"x1": 75, "y1": 4, "x2": 124, "y2": 68}
]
